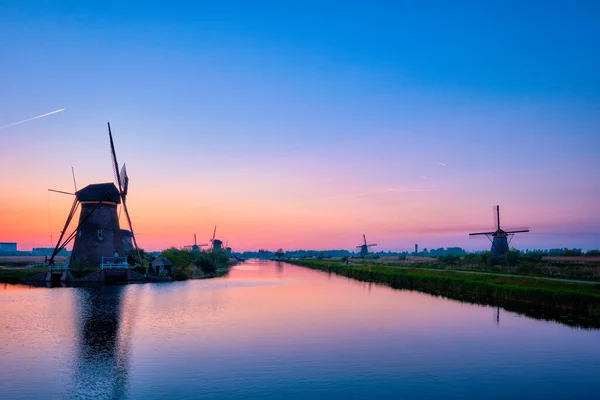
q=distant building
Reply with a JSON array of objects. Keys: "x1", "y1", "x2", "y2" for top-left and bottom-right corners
[
  {"x1": 0, "y1": 242, "x2": 17, "y2": 252},
  {"x1": 151, "y1": 258, "x2": 173, "y2": 276}
]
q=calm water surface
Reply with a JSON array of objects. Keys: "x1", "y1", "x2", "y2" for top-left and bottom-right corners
[{"x1": 1, "y1": 260, "x2": 599, "y2": 399}]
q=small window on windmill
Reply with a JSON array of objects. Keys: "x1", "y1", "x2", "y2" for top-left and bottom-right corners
[{"x1": 97, "y1": 229, "x2": 104, "y2": 241}]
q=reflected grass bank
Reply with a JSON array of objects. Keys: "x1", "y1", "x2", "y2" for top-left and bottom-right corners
[{"x1": 287, "y1": 259, "x2": 600, "y2": 328}]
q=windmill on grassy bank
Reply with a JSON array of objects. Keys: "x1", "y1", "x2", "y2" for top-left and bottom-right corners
[
  {"x1": 184, "y1": 234, "x2": 208, "y2": 251},
  {"x1": 47, "y1": 123, "x2": 142, "y2": 269},
  {"x1": 210, "y1": 226, "x2": 223, "y2": 250},
  {"x1": 356, "y1": 234, "x2": 377, "y2": 257},
  {"x1": 469, "y1": 205, "x2": 529, "y2": 258}
]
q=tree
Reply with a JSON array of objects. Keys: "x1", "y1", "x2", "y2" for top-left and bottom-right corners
[
  {"x1": 161, "y1": 247, "x2": 193, "y2": 269},
  {"x1": 275, "y1": 248, "x2": 285, "y2": 260},
  {"x1": 504, "y1": 249, "x2": 520, "y2": 267}
]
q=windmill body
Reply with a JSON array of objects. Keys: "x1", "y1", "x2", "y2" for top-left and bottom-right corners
[
  {"x1": 356, "y1": 234, "x2": 377, "y2": 257},
  {"x1": 70, "y1": 183, "x2": 125, "y2": 269},
  {"x1": 469, "y1": 205, "x2": 529, "y2": 258}
]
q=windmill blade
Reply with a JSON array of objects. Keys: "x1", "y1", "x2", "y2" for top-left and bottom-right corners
[
  {"x1": 71, "y1": 167, "x2": 78, "y2": 192},
  {"x1": 121, "y1": 197, "x2": 142, "y2": 260},
  {"x1": 212, "y1": 226, "x2": 217, "y2": 241},
  {"x1": 367, "y1": 244, "x2": 377, "y2": 247},
  {"x1": 194, "y1": 234, "x2": 197, "y2": 246},
  {"x1": 108, "y1": 122, "x2": 123, "y2": 193},
  {"x1": 48, "y1": 189, "x2": 75, "y2": 196},
  {"x1": 363, "y1": 234, "x2": 367, "y2": 246},
  {"x1": 505, "y1": 229, "x2": 530, "y2": 234},
  {"x1": 120, "y1": 163, "x2": 129, "y2": 197},
  {"x1": 469, "y1": 231, "x2": 495, "y2": 236},
  {"x1": 493, "y1": 205, "x2": 500, "y2": 230}
]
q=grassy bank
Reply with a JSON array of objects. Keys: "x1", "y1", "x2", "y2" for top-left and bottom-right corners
[
  {"x1": 0, "y1": 267, "x2": 48, "y2": 284},
  {"x1": 287, "y1": 259, "x2": 600, "y2": 328}
]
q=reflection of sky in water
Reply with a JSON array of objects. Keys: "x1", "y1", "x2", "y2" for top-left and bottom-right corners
[{"x1": 1, "y1": 261, "x2": 600, "y2": 400}]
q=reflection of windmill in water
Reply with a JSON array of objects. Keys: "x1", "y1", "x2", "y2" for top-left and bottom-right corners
[
  {"x1": 47, "y1": 123, "x2": 142, "y2": 270},
  {"x1": 184, "y1": 234, "x2": 208, "y2": 252},
  {"x1": 356, "y1": 234, "x2": 377, "y2": 258},
  {"x1": 70, "y1": 285, "x2": 137, "y2": 399},
  {"x1": 469, "y1": 205, "x2": 529, "y2": 258}
]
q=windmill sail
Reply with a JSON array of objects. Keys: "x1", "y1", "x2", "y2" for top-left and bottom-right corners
[
  {"x1": 107, "y1": 123, "x2": 142, "y2": 265},
  {"x1": 120, "y1": 164, "x2": 129, "y2": 197}
]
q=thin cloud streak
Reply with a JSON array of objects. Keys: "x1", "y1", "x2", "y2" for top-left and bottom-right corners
[
  {"x1": 0, "y1": 108, "x2": 65, "y2": 129},
  {"x1": 437, "y1": 162, "x2": 446, "y2": 166}
]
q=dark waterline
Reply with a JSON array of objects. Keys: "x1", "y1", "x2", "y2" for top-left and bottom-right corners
[{"x1": 1, "y1": 260, "x2": 599, "y2": 399}]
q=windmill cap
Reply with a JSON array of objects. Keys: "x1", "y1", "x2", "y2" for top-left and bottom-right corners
[{"x1": 76, "y1": 183, "x2": 121, "y2": 203}]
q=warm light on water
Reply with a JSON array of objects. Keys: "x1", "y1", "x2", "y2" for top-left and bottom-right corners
[{"x1": 1, "y1": 260, "x2": 599, "y2": 399}]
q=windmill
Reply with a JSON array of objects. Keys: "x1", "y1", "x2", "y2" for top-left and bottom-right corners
[
  {"x1": 469, "y1": 205, "x2": 529, "y2": 258},
  {"x1": 184, "y1": 234, "x2": 208, "y2": 251},
  {"x1": 356, "y1": 234, "x2": 377, "y2": 257},
  {"x1": 210, "y1": 226, "x2": 223, "y2": 250},
  {"x1": 47, "y1": 123, "x2": 141, "y2": 269}
]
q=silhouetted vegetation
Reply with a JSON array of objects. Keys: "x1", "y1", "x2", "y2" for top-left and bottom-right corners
[{"x1": 159, "y1": 247, "x2": 231, "y2": 280}]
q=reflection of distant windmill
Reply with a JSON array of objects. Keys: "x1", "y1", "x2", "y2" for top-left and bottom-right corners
[
  {"x1": 356, "y1": 234, "x2": 377, "y2": 257},
  {"x1": 469, "y1": 205, "x2": 529, "y2": 258},
  {"x1": 210, "y1": 226, "x2": 223, "y2": 250},
  {"x1": 184, "y1": 234, "x2": 208, "y2": 251}
]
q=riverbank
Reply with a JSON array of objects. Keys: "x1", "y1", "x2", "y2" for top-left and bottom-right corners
[
  {"x1": 340, "y1": 255, "x2": 600, "y2": 281},
  {"x1": 0, "y1": 267, "x2": 48, "y2": 284},
  {"x1": 286, "y1": 259, "x2": 600, "y2": 327}
]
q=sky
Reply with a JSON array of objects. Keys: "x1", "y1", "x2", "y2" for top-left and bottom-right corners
[{"x1": 0, "y1": 1, "x2": 599, "y2": 252}]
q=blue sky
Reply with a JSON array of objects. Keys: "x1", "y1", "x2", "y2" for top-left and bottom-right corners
[{"x1": 1, "y1": 1, "x2": 599, "y2": 251}]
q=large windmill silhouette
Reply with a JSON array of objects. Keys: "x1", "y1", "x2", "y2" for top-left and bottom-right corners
[
  {"x1": 469, "y1": 205, "x2": 529, "y2": 258},
  {"x1": 47, "y1": 123, "x2": 142, "y2": 269},
  {"x1": 356, "y1": 234, "x2": 377, "y2": 258}
]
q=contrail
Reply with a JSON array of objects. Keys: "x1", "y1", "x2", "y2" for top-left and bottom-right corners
[{"x1": 0, "y1": 108, "x2": 65, "y2": 129}]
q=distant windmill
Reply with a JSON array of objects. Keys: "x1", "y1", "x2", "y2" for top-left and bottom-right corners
[
  {"x1": 47, "y1": 123, "x2": 141, "y2": 268},
  {"x1": 210, "y1": 226, "x2": 223, "y2": 250},
  {"x1": 356, "y1": 234, "x2": 377, "y2": 257},
  {"x1": 184, "y1": 234, "x2": 208, "y2": 251},
  {"x1": 469, "y1": 205, "x2": 529, "y2": 258}
]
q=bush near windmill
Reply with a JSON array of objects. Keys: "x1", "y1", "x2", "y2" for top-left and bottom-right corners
[{"x1": 159, "y1": 247, "x2": 231, "y2": 280}]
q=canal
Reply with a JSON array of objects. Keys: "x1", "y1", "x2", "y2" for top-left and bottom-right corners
[{"x1": 1, "y1": 260, "x2": 599, "y2": 399}]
